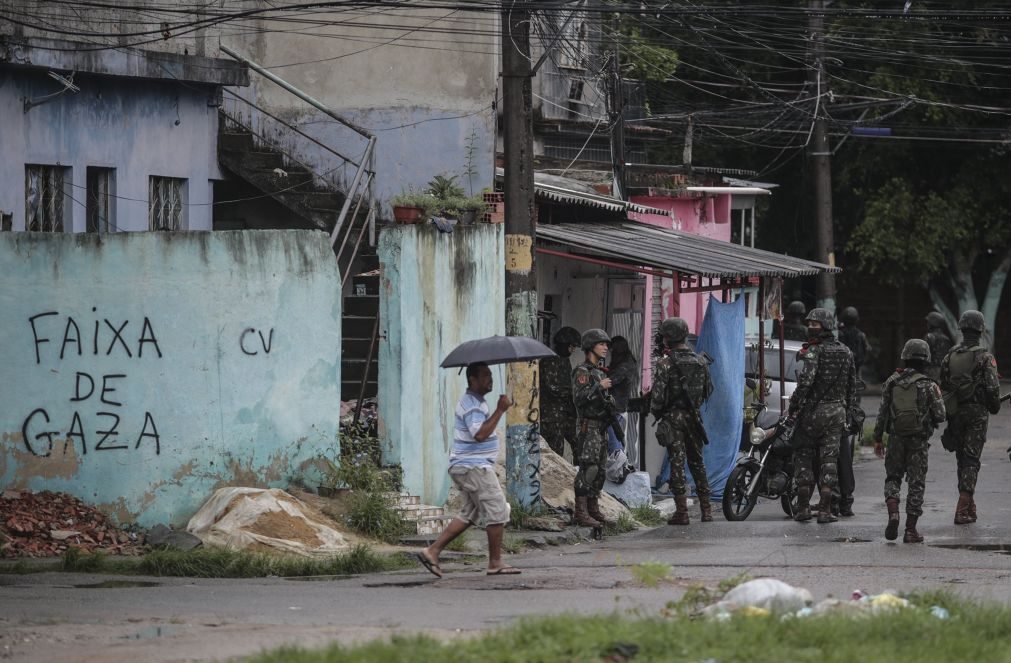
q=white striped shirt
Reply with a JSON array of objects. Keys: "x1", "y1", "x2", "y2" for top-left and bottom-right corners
[{"x1": 450, "y1": 390, "x2": 499, "y2": 467}]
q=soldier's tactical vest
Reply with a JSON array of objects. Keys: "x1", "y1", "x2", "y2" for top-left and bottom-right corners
[
  {"x1": 667, "y1": 351, "x2": 707, "y2": 408},
  {"x1": 890, "y1": 372, "x2": 930, "y2": 436},
  {"x1": 812, "y1": 341, "x2": 852, "y2": 403},
  {"x1": 575, "y1": 362, "x2": 612, "y2": 419},
  {"x1": 942, "y1": 345, "x2": 985, "y2": 417}
]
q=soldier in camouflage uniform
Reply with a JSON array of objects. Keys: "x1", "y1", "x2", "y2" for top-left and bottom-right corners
[
  {"x1": 571, "y1": 328, "x2": 617, "y2": 528},
  {"x1": 788, "y1": 308, "x2": 856, "y2": 524},
  {"x1": 650, "y1": 317, "x2": 714, "y2": 525},
  {"x1": 925, "y1": 311, "x2": 954, "y2": 382},
  {"x1": 782, "y1": 300, "x2": 809, "y2": 342},
  {"x1": 940, "y1": 310, "x2": 1001, "y2": 525},
  {"x1": 539, "y1": 327, "x2": 581, "y2": 459},
  {"x1": 833, "y1": 306, "x2": 868, "y2": 517},
  {"x1": 873, "y1": 339, "x2": 946, "y2": 543}
]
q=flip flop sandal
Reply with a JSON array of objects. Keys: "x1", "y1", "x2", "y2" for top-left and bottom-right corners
[{"x1": 415, "y1": 552, "x2": 443, "y2": 578}]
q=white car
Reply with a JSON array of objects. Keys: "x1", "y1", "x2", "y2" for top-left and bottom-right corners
[{"x1": 745, "y1": 338, "x2": 805, "y2": 429}]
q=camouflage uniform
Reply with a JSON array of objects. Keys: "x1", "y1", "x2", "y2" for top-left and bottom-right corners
[
  {"x1": 940, "y1": 344, "x2": 1001, "y2": 495},
  {"x1": 925, "y1": 329, "x2": 953, "y2": 383},
  {"x1": 789, "y1": 336, "x2": 856, "y2": 502},
  {"x1": 875, "y1": 369, "x2": 946, "y2": 517},
  {"x1": 539, "y1": 354, "x2": 578, "y2": 457},
  {"x1": 837, "y1": 325, "x2": 868, "y2": 376},
  {"x1": 572, "y1": 360, "x2": 615, "y2": 498},
  {"x1": 650, "y1": 349, "x2": 713, "y2": 499}
]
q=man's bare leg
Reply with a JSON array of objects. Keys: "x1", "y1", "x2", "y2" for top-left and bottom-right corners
[
  {"x1": 420, "y1": 518, "x2": 471, "y2": 571},
  {"x1": 485, "y1": 523, "x2": 519, "y2": 574}
]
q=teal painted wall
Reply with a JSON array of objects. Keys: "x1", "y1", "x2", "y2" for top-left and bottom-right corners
[
  {"x1": 378, "y1": 224, "x2": 504, "y2": 505},
  {"x1": 0, "y1": 231, "x2": 342, "y2": 527}
]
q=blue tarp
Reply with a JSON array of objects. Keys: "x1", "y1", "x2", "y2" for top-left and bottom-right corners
[{"x1": 655, "y1": 295, "x2": 745, "y2": 498}]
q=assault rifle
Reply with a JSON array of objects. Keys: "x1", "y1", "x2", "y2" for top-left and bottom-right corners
[{"x1": 677, "y1": 372, "x2": 710, "y2": 446}]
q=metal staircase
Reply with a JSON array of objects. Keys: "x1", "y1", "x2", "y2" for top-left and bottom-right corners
[{"x1": 217, "y1": 47, "x2": 380, "y2": 404}]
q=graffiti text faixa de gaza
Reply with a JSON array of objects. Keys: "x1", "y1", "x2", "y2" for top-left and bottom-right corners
[{"x1": 20, "y1": 310, "x2": 164, "y2": 457}]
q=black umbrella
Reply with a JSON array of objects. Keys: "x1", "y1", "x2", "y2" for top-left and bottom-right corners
[{"x1": 440, "y1": 335, "x2": 556, "y2": 368}]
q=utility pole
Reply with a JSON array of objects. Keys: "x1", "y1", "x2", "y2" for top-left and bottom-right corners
[
  {"x1": 809, "y1": 0, "x2": 836, "y2": 310},
  {"x1": 501, "y1": 3, "x2": 540, "y2": 508},
  {"x1": 607, "y1": 36, "x2": 626, "y2": 199}
]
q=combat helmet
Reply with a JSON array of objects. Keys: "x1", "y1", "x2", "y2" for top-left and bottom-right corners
[
  {"x1": 786, "y1": 300, "x2": 807, "y2": 319},
  {"x1": 804, "y1": 307, "x2": 836, "y2": 332},
  {"x1": 581, "y1": 328, "x2": 611, "y2": 351},
  {"x1": 958, "y1": 310, "x2": 985, "y2": 333},
  {"x1": 659, "y1": 317, "x2": 689, "y2": 345},
  {"x1": 925, "y1": 311, "x2": 946, "y2": 330},
  {"x1": 552, "y1": 326, "x2": 581, "y2": 348},
  {"x1": 839, "y1": 306, "x2": 859, "y2": 326},
  {"x1": 900, "y1": 338, "x2": 931, "y2": 363}
]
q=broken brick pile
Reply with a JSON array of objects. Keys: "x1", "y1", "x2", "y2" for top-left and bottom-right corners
[{"x1": 0, "y1": 490, "x2": 146, "y2": 558}]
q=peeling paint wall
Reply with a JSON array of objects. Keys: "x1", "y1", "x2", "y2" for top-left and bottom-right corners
[
  {"x1": 0, "y1": 231, "x2": 341, "y2": 527},
  {"x1": 378, "y1": 224, "x2": 504, "y2": 505},
  {"x1": 0, "y1": 69, "x2": 221, "y2": 232}
]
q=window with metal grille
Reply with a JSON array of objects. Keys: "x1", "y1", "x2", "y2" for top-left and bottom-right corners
[
  {"x1": 86, "y1": 167, "x2": 114, "y2": 234},
  {"x1": 25, "y1": 165, "x2": 70, "y2": 232},
  {"x1": 149, "y1": 176, "x2": 186, "y2": 231}
]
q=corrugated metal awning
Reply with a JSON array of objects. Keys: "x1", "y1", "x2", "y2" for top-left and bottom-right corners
[
  {"x1": 534, "y1": 182, "x2": 672, "y2": 216},
  {"x1": 536, "y1": 221, "x2": 838, "y2": 278}
]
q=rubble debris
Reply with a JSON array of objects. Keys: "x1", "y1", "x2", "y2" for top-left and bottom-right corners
[{"x1": 0, "y1": 490, "x2": 145, "y2": 558}]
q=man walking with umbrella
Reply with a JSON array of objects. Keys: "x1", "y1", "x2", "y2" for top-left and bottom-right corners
[
  {"x1": 416, "y1": 362, "x2": 520, "y2": 578},
  {"x1": 572, "y1": 328, "x2": 618, "y2": 528}
]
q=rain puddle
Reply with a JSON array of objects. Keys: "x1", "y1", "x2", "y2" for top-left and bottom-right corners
[
  {"x1": 931, "y1": 543, "x2": 1011, "y2": 555},
  {"x1": 832, "y1": 537, "x2": 872, "y2": 543},
  {"x1": 73, "y1": 580, "x2": 162, "y2": 589}
]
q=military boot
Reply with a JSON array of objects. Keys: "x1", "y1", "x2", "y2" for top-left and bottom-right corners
[
  {"x1": 574, "y1": 496, "x2": 602, "y2": 528},
  {"x1": 587, "y1": 496, "x2": 614, "y2": 526},
  {"x1": 968, "y1": 496, "x2": 978, "y2": 523},
  {"x1": 817, "y1": 488, "x2": 838, "y2": 524},
  {"x1": 903, "y1": 515, "x2": 924, "y2": 543},
  {"x1": 699, "y1": 496, "x2": 713, "y2": 523},
  {"x1": 954, "y1": 491, "x2": 973, "y2": 525},
  {"x1": 885, "y1": 498, "x2": 900, "y2": 541},
  {"x1": 667, "y1": 496, "x2": 690, "y2": 525},
  {"x1": 794, "y1": 487, "x2": 813, "y2": 522}
]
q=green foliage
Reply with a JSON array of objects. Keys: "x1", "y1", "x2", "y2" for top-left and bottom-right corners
[
  {"x1": 57, "y1": 544, "x2": 409, "y2": 578},
  {"x1": 461, "y1": 127, "x2": 480, "y2": 196},
  {"x1": 500, "y1": 536, "x2": 524, "y2": 555},
  {"x1": 506, "y1": 499, "x2": 542, "y2": 529},
  {"x1": 389, "y1": 190, "x2": 437, "y2": 214},
  {"x1": 618, "y1": 24, "x2": 679, "y2": 83},
  {"x1": 251, "y1": 590, "x2": 1011, "y2": 662},
  {"x1": 630, "y1": 505, "x2": 666, "y2": 526},
  {"x1": 629, "y1": 561, "x2": 671, "y2": 588},
  {"x1": 603, "y1": 513, "x2": 638, "y2": 535},
  {"x1": 344, "y1": 491, "x2": 412, "y2": 544},
  {"x1": 426, "y1": 174, "x2": 465, "y2": 201}
]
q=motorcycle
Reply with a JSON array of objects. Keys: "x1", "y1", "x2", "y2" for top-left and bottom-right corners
[{"x1": 722, "y1": 403, "x2": 798, "y2": 521}]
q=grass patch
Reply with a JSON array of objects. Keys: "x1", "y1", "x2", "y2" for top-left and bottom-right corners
[
  {"x1": 56, "y1": 544, "x2": 410, "y2": 578},
  {"x1": 344, "y1": 492, "x2": 413, "y2": 544},
  {"x1": 603, "y1": 513, "x2": 638, "y2": 536},
  {"x1": 629, "y1": 561, "x2": 671, "y2": 588},
  {"x1": 506, "y1": 499, "x2": 542, "y2": 529},
  {"x1": 442, "y1": 532, "x2": 471, "y2": 553},
  {"x1": 249, "y1": 591, "x2": 1011, "y2": 662},
  {"x1": 501, "y1": 536, "x2": 524, "y2": 555},
  {"x1": 630, "y1": 505, "x2": 666, "y2": 526}
]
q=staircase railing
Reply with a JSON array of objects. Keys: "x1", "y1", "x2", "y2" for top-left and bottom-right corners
[{"x1": 219, "y1": 45, "x2": 377, "y2": 266}]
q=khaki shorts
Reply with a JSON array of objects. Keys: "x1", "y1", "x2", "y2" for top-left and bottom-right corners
[{"x1": 449, "y1": 465, "x2": 510, "y2": 526}]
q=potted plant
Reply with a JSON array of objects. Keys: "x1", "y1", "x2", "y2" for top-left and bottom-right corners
[
  {"x1": 390, "y1": 190, "x2": 435, "y2": 224},
  {"x1": 452, "y1": 195, "x2": 488, "y2": 225}
]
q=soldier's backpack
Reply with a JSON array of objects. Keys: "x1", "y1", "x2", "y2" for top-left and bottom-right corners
[
  {"x1": 890, "y1": 373, "x2": 930, "y2": 436},
  {"x1": 942, "y1": 345, "x2": 984, "y2": 418},
  {"x1": 671, "y1": 353, "x2": 707, "y2": 407}
]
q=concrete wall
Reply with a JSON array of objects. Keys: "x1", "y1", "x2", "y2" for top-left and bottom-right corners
[
  {"x1": 378, "y1": 224, "x2": 504, "y2": 505},
  {"x1": 229, "y1": 9, "x2": 500, "y2": 213},
  {"x1": 0, "y1": 230, "x2": 342, "y2": 527},
  {"x1": 0, "y1": 69, "x2": 221, "y2": 232}
]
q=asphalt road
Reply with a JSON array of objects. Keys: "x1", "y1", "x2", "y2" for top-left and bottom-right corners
[{"x1": 2, "y1": 396, "x2": 1010, "y2": 662}]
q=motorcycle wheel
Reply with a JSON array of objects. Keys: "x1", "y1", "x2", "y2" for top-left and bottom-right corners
[
  {"x1": 781, "y1": 493, "x2": 796, "y2": 518},
  {"x1": 722, "y1": 464, "x2": 759, "y2": 521}
]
